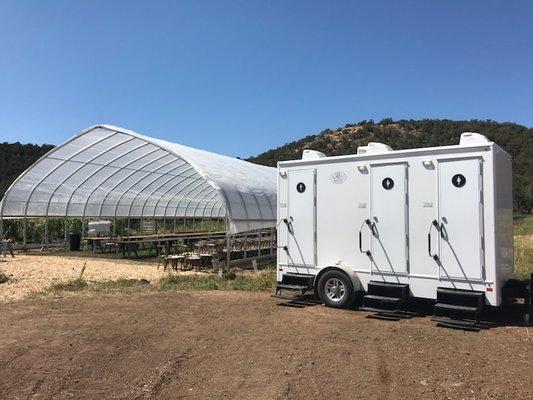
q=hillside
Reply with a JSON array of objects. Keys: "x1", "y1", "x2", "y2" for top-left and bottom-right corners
[
  {"x1": 248, "y1": 119, "x2": 532, "y2": 213},
  {"x1": 0, "y1": 142, "x2": 54, "y2": 201}
]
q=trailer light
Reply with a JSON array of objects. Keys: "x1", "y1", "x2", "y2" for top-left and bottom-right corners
[
  {"x1": 422, "y1": 160, "x2": 434, "y2": 169},
  {"x1": 486, "y1": 287, "x2": 493, "y2": 292}
]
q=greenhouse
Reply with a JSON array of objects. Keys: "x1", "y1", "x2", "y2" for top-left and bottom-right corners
[{"x1": 0, "y1": 125, "x2": 277, "y2": 246}]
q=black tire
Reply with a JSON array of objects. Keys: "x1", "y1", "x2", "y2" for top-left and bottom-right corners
[{"x1": 317, "y1": 270, "x2": 355, "y2": 309}]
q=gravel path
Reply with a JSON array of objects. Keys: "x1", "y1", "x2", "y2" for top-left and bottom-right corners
[{"x1": 0, "y1": 253, "x2": 165, "y2": 302}]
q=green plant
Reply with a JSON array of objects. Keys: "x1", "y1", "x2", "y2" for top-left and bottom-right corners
[{"x1": 49, "y1": 278, "x2": 88, "y2": 292}]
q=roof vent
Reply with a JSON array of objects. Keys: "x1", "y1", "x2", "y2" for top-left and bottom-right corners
[
  {"x1": 357, "y1": 142, "x2": 393, "y2": 155},
  {"x1": 302, "y1": 149, "x2": 327, "y2": 160},
  {"x1": 459, "y1": 132, "x2": 490, "y2": 146}
]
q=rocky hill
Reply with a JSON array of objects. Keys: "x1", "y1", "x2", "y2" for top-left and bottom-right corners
[{"x1": 248, "y1": 119, "x2": 532, "y2": 213}]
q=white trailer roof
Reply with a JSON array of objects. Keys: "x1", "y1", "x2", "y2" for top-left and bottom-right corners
[{"x1": 0, "y1": 125, "x2": 276, "y2": 233}]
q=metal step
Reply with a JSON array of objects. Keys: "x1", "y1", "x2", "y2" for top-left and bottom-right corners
[
  {"x1": 364, "y1": 294, "x2": 403, "y2": 303},
  {"x1": 276, "y1": 283, "x2": 310, "y2": 291},
  {"x1": 431, "y1": 317, "x2": 483, "y2": 332},
  {"x1": 434, "y1": 303, "x2": 478, "y2": 313},
  {"x1": 437, "y1": 287, "x2": 485, "y2": 308},
  {"x1": 367, "y1": 281, "x2": 409, "y2": 299},
  {"x1": 281, "y1": 273, "x2": 315, "y2": 287},
  {"x1": 358, "y1": 306, "x2": 413, "y2": 319}
]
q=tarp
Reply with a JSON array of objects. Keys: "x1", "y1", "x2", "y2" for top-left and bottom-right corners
[{"x1": 0, "y1": 125, "x2": 277, "y2": 233}]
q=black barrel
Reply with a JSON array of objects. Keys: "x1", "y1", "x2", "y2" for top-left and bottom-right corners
[{"x1": 69, "y1": 233, "x2": 81, "y2": 251}]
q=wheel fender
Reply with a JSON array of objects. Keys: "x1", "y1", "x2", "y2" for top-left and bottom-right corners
[{"x1": 314, "y1": 265, "x2": 363, "y2": 297}]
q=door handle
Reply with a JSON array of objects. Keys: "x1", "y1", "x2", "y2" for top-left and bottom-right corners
[
  {"x1": 358, "y1": 219, "x2": 373, "y2": 256},
  {"x1": 428, "y1": 219, "x2": 439, "y2": 261}
]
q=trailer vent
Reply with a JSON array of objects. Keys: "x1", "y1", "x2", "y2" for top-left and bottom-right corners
[
  {"x1": 459, "y1": 132, "x2": 490, "y2": 145},
  {"x1": 357, "y1": 142, "x2": 393, "y2": 155},
  {"x1": 302, "y1": 149, "x2": 327, "y2": 160}
]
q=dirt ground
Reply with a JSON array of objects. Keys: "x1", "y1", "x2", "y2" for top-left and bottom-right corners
[
  {"x1": 0, "y1": 291, "x2": 531, "y2": 400},
  {"x1": 0, "y1": 254, "x2": 164, "y2": 302}
]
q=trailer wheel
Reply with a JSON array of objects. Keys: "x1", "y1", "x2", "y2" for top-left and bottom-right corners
[{"x1": 317, "y1": 270, "x2": 355, "y2": 309}]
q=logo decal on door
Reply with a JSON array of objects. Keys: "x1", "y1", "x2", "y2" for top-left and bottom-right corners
[
  {"x1": 382, "y1": 177, "x2": 394, "y2": 190},
  {"x1": 330, "y1": 171, "x2": 346, "y2": 184},
  {"x1": 452, "y1": 174, "x2": 466, "y2": 188},
  {"x1": 296, "y1": 182, "x2": 306, "y2": 193}
]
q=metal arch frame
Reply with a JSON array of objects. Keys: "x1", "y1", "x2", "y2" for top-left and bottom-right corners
[
  {"x1": 44, "y1": 136, "x2": 136, "y2": 217},
  {"x1": 111, "y1": 152, "x2": 178, "y2": 218},
  {"x1": 137, "y1": 163, "x2": 190, "y2": 218},
  {"x1": 161, "y1": 172, "x2": 208, "y2": 218},
  {"x1": 122, "y1": 157, "x2": 189, "y2": 218},
  {"x1": 0, "y1": 125, "x2": 109, "y2": 219},
  {"x1": 1, "y1": 124, "x2": 276, "y2": 237},
  {"x1": 64, "y1": 139, "x2": 147, "y2": 216},
  {"x1": 95, "y1": 149, "x2": 167, "y2": 217},
  {"x1": 22, "y1": 131, "x2": 117, "y2": 218},
  {"x1": 183, "y1": 184, "x2": 217, "y2": 217},
  {"x1": 206, "y1": 196, "x2": 225, "y2": 218},
  {"x1": 156, "y1": 171, "x2": 198, "y2": 218},
  {"x1": 150, "y1": 166, "x2": 199, "y2": 218},
  {"x1": 172, "y1": 179, "x2": 213, "y2": 220},
  {"x1": 83, "y1": 145, "x2": 159, "y2": 217},
  {"x1": 194, "y1": 188, "x2": 221, "y2": 218}
]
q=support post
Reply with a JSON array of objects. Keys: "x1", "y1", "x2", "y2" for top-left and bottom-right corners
[
  {"x1": 257, "y1": 229, "x2": 261, "y2": 258},
  {"x1": 127, "y1": 218, "x2": 131, "y2": 236},
  {"x1": 113, "y1": 217, "x2": 116, "y2": 236},
  {"x1": 23, "y1": 217, "x2": 27, "y2": 248},
  {"x1": 0, "y1": 215, "x2": 3, "y2": 241},
  {"x1": 269, "y1": 227, "x2": 274, "y2": 255},
  {"x1": 64, "y1": 217, "x2": 68, "y2": 249},
  {"x1": 225, "y1": 232, "x2": 231, "y2": 272},
  {"x1": 221, "y1": 216, "x2": 231, "y2": 276},
  {"x1": 173, "y1": 217, "x2": 177, "y2": 233},
  {"x1": 44, "y1": 217, "x2": 49, "y2": 249},
  {"x1": 243, "y1": 232, "x2": 247, "y2": 259}
]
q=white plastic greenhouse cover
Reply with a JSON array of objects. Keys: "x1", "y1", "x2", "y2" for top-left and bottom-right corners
[{"x1": 0, "y1": 125, "x2": 277, "y2": 233}]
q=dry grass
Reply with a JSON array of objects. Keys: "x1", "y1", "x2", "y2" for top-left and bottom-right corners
[
  {"x1": 0, "y1": 253, "x2": 165, "y2": 302},
  {"x1": 514, "y1": 215, "x2": 533, "y2": 280}
]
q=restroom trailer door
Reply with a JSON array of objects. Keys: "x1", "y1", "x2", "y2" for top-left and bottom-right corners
[
  {"x1": 437, "y1": 158, "x2": 484, "y2": 281},
  {"x1": 369, "y1": 163, "x2": 408, "y2": 274},
  {"x1": 286, "y1": 169, "x2": 316, "y2": 267}
]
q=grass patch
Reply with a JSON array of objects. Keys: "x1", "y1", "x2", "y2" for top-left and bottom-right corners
[
  {"x1": 48, "y1": 278, "x2": 150, "y2": 293},
  {"x1": 47, "y1": 269, "x2": 276, "y2": 294},
  {"x1": 158, "y1": 270, "x2": 276, "y2": 292},
  {"x1": 49, "y1": 278, "x2": 88, "y2": 292},
  {"x1": 514, "y1": 215, "x2": 532, "y2": 280}
]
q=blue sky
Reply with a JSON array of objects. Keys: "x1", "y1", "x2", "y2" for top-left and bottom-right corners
[{"x1": 0, "y1": 1, "x2": 531, "y2": 157}]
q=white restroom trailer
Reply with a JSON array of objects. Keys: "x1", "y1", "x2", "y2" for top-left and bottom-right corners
[{"x1": 275, "y1": 133, "x2": 528, "y2": 327}]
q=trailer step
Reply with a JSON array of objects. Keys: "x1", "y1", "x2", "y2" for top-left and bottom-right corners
[
  {"x1": 434, "y1": 303, "x2": 478, "y2": 313},
  {"x1": 431, "y1": 317, "x2": 484, "y2": 332},
  {"x1": 436, "y1": 287, "x2": 485, "y2": 308},
  {"x1": 281, "y1": 273, "x2": 315, "y2": 287},
  {"x1": 276, "y1": 283, "x2": 310, "y2": 291},
  {"x1": 359, "y1": 306, "x2": 413, "y2": 319},
  {"x1": 367, "y1": 281, "x2": 409, "y2": 299},
  {"x1": 364, "y1": 294, "x2": 403, "y2": 303}
]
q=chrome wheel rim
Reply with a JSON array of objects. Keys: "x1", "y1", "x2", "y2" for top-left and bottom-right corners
[{"x1": 324, "y1": 277, "x2": 346, "y2": 302}]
